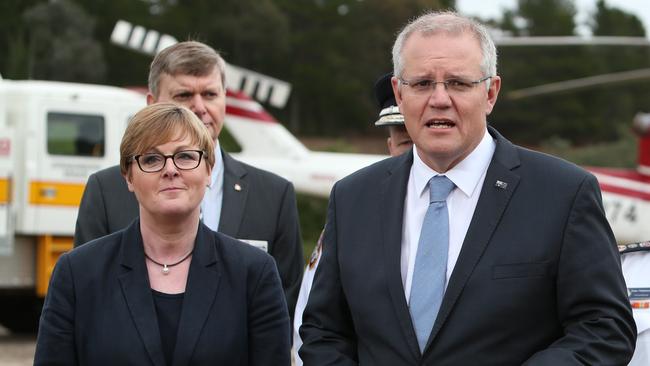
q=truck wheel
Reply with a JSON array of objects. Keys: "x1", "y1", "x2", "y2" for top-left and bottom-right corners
[{"x1": 0, "y1": 294, "x2": 43, "y2": 334}]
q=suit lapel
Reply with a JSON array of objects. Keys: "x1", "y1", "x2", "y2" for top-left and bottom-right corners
[
  {"x1": 218, "y1": 150, "x2": 249, "y2": 237},
  {"x1": 425, "y1": 127, "x2": 521, "y2": 350},
  {"x1": 380, "y1": 151, "x2": 422, "y2": 360},
  {"x1": 118, "y1": 220, "x2": 167, "y2": 366},
  {"x1": 172, "y1": 224, "x2": 221, "y2": 366}
]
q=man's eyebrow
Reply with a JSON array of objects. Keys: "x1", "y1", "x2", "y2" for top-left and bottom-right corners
[
  {"x1": 170, "y1": 88, "x2": 192, "y2": 94},
  {"x1": 443, "y1": 72, "x2": 472, "y2": 80}
]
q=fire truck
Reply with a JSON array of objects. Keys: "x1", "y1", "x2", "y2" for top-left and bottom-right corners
[{"x1": 0, "y1": 77, "x2": 144, "y2": 331}]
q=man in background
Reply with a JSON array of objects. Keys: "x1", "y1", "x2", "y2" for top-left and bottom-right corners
[
  {"x1": 374, "y1": 72, "x2": 413, "y2": 156},
  {"x1": 74, "y1": 41, "x2": 303, "y2": 317}
]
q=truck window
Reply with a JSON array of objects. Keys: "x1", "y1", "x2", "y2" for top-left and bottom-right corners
[{"x1": 47, "y1": 112, "x2": 105, "y2": 157}]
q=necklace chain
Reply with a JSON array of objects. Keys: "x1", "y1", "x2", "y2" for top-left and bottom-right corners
[{"x1": 144, "y1": 249, "x2": 194, "y2": 275}]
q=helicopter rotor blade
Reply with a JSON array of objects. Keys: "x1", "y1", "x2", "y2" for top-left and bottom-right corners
[
  {"x1": 507, "y1": 68, "x2": 650, "y2": 100},
  {"x1": 494, "y1": 36, "x2": 650, "y2": 47}
]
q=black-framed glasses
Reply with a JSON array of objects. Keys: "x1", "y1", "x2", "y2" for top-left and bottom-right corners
[
  {"x1": 398, "y1": 75, "x2": 492, "y2": 95},
  {"x1": 131, "y1": 150, "x2": 206, "y2": 173}
]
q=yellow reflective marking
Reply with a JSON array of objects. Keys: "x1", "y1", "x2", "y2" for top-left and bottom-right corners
[
  {"x1": 29, "y1": 181, "x2": 85, "y2": 206},
  {"x1": 0, "y1": 178, "x2": 10, "y2": 204}
]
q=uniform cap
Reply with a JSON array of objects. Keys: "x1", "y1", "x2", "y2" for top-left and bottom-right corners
[{"x1": 374, "y1": 73, "x2": 404, "y2": 127}]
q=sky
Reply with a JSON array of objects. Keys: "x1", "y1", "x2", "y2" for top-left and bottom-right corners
[{"x1": 456, "y1": 0, "x2": 650, "y2": 38}]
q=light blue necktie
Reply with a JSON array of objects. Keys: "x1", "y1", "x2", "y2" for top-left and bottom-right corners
[{"x1": 409, "y1": 175, "x2": 455, "y2": 352}]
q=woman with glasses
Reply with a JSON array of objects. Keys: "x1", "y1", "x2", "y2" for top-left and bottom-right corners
[{"x1": 34, "y1": 103, "x2": 291, "y2": 366}]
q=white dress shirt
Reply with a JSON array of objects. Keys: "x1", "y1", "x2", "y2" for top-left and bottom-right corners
[
  {"x1": 201, "y1": 141, "x2": 224, "y2": 231},
  {"x1": 402, "y1": 129, "x2": 496, "y2": 302}
]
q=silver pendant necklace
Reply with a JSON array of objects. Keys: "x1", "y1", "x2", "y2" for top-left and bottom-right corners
[{"x1": 144, "y1": 249, "x2": 193, "y2": 275}]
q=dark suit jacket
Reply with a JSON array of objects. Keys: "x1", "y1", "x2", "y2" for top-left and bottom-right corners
[
  {"x1": 36, "y1": 220, "x2": 291, "y2": 366},
  {"x1": 300, "y1": 127, "x2": 636, "y2": 365},
  {"x1": 73, "y1": 150, "x2": 303, "y2": 315}
]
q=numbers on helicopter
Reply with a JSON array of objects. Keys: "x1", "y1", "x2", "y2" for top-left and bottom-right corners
[{"x1": 603, "y1": 199, "x2": 638, "y2": 224}]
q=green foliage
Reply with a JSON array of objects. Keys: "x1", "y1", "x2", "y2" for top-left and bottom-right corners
[
  {"x1": 517, "y1": 0, "x2": 576, "y2": 35},
  {"x1": 296, "y1": 194, "x2": 329, "y2": 263},
  {"x1": 273, "y1": 0, "x2": 455, "y2": 135},
  {"x1": 591, "y1": 0, "x2": 645, "y2": 36},
  {"x1": 0, "y1": 0, "x2": 40, "y2": 79},
  {"x1": 23, "y1": 0, "x2": 106, "y2": 82},
  {"x1": 492, "y1": 0, "x2": 650, "y2": 145},
  {"x1": 539, "y1": 126, "x2": 638, "y2": 168}
]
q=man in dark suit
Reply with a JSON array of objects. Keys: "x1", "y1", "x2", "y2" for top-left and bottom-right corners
[
  {"x1": 74, "y1": 41, "x2": 303, "y2": 316},
  {"x1": 299, "y1": 11, "x2": 636, "y2": 365}
]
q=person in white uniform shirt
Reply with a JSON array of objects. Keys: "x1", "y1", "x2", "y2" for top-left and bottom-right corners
[{"x1": 620, "y1": 240, "x2": 650, "y2": 366}]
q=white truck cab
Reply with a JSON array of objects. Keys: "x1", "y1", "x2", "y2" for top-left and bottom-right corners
[{"x1": 0, "y1": 79, "x2": 144, "y2": 331}]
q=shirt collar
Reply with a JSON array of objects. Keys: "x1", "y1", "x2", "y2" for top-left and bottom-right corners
[
  {"x1": 211, "y1": 140, "x2": 224, "y2": 185},
  {"x1": 412, "y1": 128, "x2": 496, "y2": 198}
]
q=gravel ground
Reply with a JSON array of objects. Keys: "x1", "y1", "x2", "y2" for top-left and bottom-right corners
[{"x1": 0, "y1": 326, "x2": 36, "y2": 366}]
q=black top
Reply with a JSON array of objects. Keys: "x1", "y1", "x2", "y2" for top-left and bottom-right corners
[{"x1": 152, "y1": 289, "x2": 184, "y2": 366}]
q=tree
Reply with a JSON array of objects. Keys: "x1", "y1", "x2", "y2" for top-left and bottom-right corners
[
  {"x1": 0, "y1": 0, "x2": 41, "y2": 78},
  {"x1": 23, "y1": 0, "x2": 106, "y2": 82},
  {"x1": 274, "y1": 0, "x2": 454, "y2": 135},
  {"x1": 586, "y1": 0, "x2": 650, "y2": 140},
  {"x1": 489, "y1": 0, "x2": 649, "y2": 144},
  {"x1": 517, "y1": 0, "x2": 576, "y2": 36}
]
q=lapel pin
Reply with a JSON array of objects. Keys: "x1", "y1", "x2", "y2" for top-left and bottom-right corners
[
  {"x1": 495, "y1": 180, "x2": 508, "y2": 189},
  {"x1": 234, "y1": 183, "x2": 242, "y2": 191}
]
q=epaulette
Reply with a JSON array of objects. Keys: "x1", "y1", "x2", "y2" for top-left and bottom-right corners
[
  {"x1": 308, "y1": 228, "x2": 325, "y2": 270},
  {"x1": 618, "y1": 241, "x2": 650, "y2": 255}
]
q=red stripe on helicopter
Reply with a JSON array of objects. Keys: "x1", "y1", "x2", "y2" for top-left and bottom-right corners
[
  {"x1": 226, "y1": 90, "x2": 277, "y2": 123},
  {"x1": 587, "y1": 166, "x2": 650, "y2": 183},
  {"x1": 225, "y1": 104, "x2": 277, "y2": 123},
  {"x1": 599, "y1": 184, "x2": 650, "y2": 201}
]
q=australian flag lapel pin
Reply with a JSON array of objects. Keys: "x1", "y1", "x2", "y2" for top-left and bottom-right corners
[{"x1": 495, "y1": 180, "x2": 508, "y2": 190}]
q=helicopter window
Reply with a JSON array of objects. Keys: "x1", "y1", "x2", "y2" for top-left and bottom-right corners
[{"x1": 47, "y1": 112, "x2": 105, "y2": 157}]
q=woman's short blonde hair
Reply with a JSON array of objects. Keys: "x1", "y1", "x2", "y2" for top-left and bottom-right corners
[{"x1": 120, "y1": 103, "x2": 215, "y2": 176}]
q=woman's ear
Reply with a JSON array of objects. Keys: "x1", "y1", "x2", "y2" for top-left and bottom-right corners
[
  {"x1": 205, "y1": 163, "x2": 212, "y2": 187},
  {"x1": 123, "y1": 170, "x2": 135, "y2": 192}
]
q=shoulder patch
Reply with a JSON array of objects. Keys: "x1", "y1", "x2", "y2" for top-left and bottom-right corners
[{"x1": 619, "y1": 241, "x2": 650, "y2": 255}]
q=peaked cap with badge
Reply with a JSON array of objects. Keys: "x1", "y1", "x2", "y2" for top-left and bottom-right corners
[{"x1": 374, "y1": 73, "x2": 404, "y2": 127}]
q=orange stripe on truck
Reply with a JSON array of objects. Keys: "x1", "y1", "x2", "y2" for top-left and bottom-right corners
[
  {"x1": 0, "y1": 178, "x2": 10, "y2": 204},
  {"x1": 29, "y1": 181, "x2": 85, "y2": 206}
]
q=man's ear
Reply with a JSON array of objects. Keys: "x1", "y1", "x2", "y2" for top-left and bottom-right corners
[
  {"x1": 391, "y1": 76, "x2": 402, "y2": 107},
  {"x1": 146, "y1": 93, "x2": 156, "y2": 106},
  {"x1": 386, "y1": 137, "x2": 396, "y2": 157},
  {"x1": 485, "y1": 76, "x2": 501, "y2": 116}
]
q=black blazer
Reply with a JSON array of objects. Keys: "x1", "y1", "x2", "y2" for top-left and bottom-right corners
[
  {"x1": 36, "y1": 220, "x2": 291, "y2": 365},
  {"x1": 300, "y1": 127, "x2": 636, "y2": 365},
  {"x1": 73, "y1": 150, "x2": 303, "y2": 315}
]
